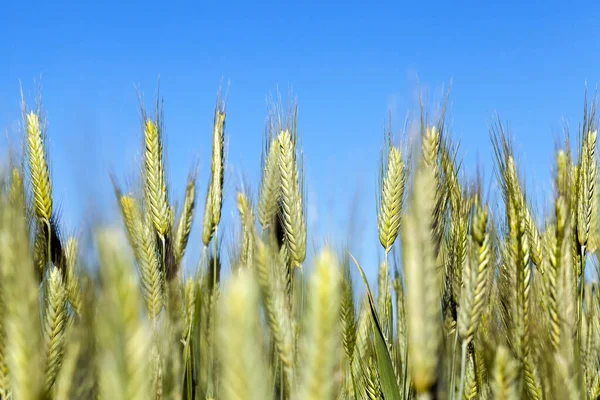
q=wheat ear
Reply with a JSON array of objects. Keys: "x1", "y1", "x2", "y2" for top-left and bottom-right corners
[
  {"x1": 0, "y1": 190, "x2": 43, "y2": 400},
  {"x1": 144, "y1": 119, "x2": 170, "y2": 238},
  {"x1": 218, "y1": 269, "x2": 271, "y2": 400},
  {"x1": 137, "y1": 217, "x2": 164, "y2": 322},
  {"x1": 43, "y1": 265, "x2": 68, "y2": 392},
  {"x1": 96, "y1": 229, "x2": 150, "y2": 400},
  {"x1": 295, "y1": 249, "x2": 342, "y2": 400},
  {"x1": 174, "y1": 176, "x2": 196, "y2": 268},
  {"x1": 26, "y1": 111, "x2": 52, "y2": 224},
  {"x1": 259, "y1": 136, "x2": 281, "y2": 230},
  {"x1": 403, "y1": 165, "x2": 440, "y2": 393},
  {"x1": 237, "y1": 191, "x2": 255, "y2": 268},
  {"x1": 378, "y1": 143, "x2": 406, "y2": 254},
  {"x1": 491, "y1": 347, "x2": 519, "y2": 400},
  {"x1": 202, "y1": 106, "x2": 226, "y2": 246},
  {"x1": 64, "y1": 237, "x2": 81, "y2": 314},
  {"x1": 278, "y1": 129, "x2": 306, "y2": 269}
]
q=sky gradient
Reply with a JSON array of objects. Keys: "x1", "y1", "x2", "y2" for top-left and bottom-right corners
[{"x1": 1, "y1": 1, "x2": 600, "y2": 279}]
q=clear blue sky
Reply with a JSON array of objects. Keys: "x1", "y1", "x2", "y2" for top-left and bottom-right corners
[{"x1": 1, "y1": 1, "x2": 600, "y2": 279}]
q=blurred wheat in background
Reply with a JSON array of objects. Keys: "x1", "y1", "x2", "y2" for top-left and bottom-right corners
[{"x1": 0, "y1": 84, "x2": 599, "y2": 400}]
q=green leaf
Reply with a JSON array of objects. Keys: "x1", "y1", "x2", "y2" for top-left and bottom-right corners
[{"x1": 350, "y1": 253, "x2": 402, "y2": 400}]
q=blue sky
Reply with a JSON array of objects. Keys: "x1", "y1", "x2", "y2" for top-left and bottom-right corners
[{"x1": 1, "y1": 1, "x2": 600, "y2": 279}]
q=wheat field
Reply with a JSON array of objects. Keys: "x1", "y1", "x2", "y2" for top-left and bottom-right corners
[{"x1": 0, "y1": 86, "x2": 598, "y2": 400}]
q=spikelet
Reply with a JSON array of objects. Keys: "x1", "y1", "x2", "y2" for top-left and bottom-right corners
[
  {"x1": 43, "y1": 265, "x2": 68, "y2": 392},
  {"x1": 278, "y1": 129, "x2": 306, "y2": 269},
  {"x1": 378, "y1": 143, "x2": 406, "y2": 254},
  {"x1": 218, "y1": 269, "x2": 271, "y2": 400},
  {"x1": 402, "y1": 166, "x2": 440, "y2": 393},
  {"x1": 295, "y1": 249, "x2": 342, "y2": 400},
  {"x1": 144, "y1": 119, "x2": 170, "y2": 238}
]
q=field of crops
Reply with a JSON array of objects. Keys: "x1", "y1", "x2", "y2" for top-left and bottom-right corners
[{"x1": 0, "y1": 87, "x2": 598, "y2": 400}]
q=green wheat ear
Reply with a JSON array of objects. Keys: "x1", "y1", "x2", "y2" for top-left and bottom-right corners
[
  {"x1": 378, "y1": 142, "x2": 407, "y2": 254},
  {"x1": 43, "y1": 266, "x2": 68, "y2": 393},
  {"x1": 144, "y1": 119, "x2": 170, "y2": 238},
  {"x1": 174, "y1": 176, "x2": 196, "y2": 269},
  {"x1": 96, "y1": 229, "x2": 151, "y2": 400},
  {"x1": 218, "y1": 269, "x2": 271, "y2": 400},
  {"x1": 296, "y1": 248, "x2": 342, "y2": 400},
  {"x1": 26, "y1": 111, "x2": 53, "y2": 224},
  {"x1": 237, "y1": 191, "x2": 255, "y2": 268},
  {"x1": 403, "y1": 165, "x2": 440, "y2": 394},
  {"x1": 278, "y1": 129, "x2": 306, "y2": 269},
  {"x1": 202, "y1": 103, "x2": 226, "y2": 246},
  {"x1": 0, "y1": 184, "x2": 44, "y2": 400}
]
